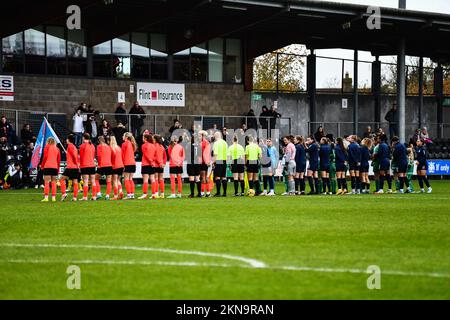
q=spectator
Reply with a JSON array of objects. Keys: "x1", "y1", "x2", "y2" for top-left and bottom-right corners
[
  {"x1": 376, "y1": 127, "x2": 385, "y2": 136},
  {"x1": 20, "y1": 124, "x2": 35, "y2": 145},
  {"x1": 85, "y1": 114, "x2": 99, "y2": 144},
  {"x1": 241, "y1": 123, "x2": 247, "y2": 132},
  {"x1": 385, "y1": 102, "x2": 398, "y2": 140},
  {"x1": 5, "y1": 162, "x2": 23, "y2": 189},
  {"x1": 112, "y1": 121, "x2": 127, "y2": 146},
  {"x1": 269, "y1": 105, "x2": 282, "y2": 132},
  {"x1": 259, "y1": 106, "x2": 270, "y2": 131},
  {"x1": 115, "y1": 103, "x2": 128, "y2": 126},
  {"x1": 314, "y1": 126, "x2": 325, "y2": 142},
  {"x1": 100, "y1": 119, "x2": 112, "y2": 140},
  {"x1": 20, "y1": 141, "x2": 34, "y2": 188},
  {"x1": 169, "y1": 119, "x2": 183, "y2": 135},
  {"x1": 420, "y1": 127, "x2": 432, "y2": 144},
  {"x1": 0, "y1": 137, "x2": 9, "y2": 184},
  {"x1": 245, "y1": 109, "x2": 258, "y2": 130},
  {"x1": 77, "y1": 102, "x2": 88, "y2": 114},
  {"x1": 72, "y1": 109, "x2": 84, "y2": 146},
  {"x1": 0, "y1": 115, "x2": 15, "y2": 145},
  {"x1": 129, "y1": 101, "x2": 146, "y2": 138},
  {"x1": 87, "y1": 104, "x2": 95, "y2": 116},
  {"x1": 222, "y1": 126, "x2": 229, "y2": 140},
  {"x1": 363, "y1": 126, "x2": 374, "y2": 139}
]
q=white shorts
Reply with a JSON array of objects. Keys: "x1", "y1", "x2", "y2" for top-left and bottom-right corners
[{"x1": 286, "y1": 160, "x2": 296, "y2": 176}]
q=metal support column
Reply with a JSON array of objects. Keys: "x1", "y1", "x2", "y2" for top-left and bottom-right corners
[
  {"x1": 307, "y1": 52, "x2": 316, "y2": 133},
  {"x1": 418, "y1": 57, "x2": 424, "y2": 128},
  {"x1": 372, "y1": 56, "x2": 381, "y2": 125},
  {"x1": 397, "y1": 38, "x2": 406, "y2": 143},
  {"x1": 435, "y1": 64, "x2": 444, "y2": 138},
  {"x1": 353, "y1": 50, "x2": 359, "y2": 135}
]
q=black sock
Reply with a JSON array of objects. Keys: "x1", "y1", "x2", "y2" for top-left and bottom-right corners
[
  {"x1": 233, "y1": 179, "x2": 239, "y2": 194},
  {"x1": 418, "y1": 176, "x2": 424, "y2": 188},
  {"x1": 351, "y1": 176, "x2": 356, "y2": 190},
  {"x1": 379, "y1": 175, "x2": 385, "y2": 190},
  {"x1": 249, "y1": 180, "x2": 254, "y2": 190},
  {"x1": 240, "y1": 180, "x2": 245, "y2": 193},
  {"x1": 307, "y1": 176, "x2": 314, "y2": 192},
  {"x1": 322, "y1": 178, "x2": 327, "y2": 193},
  {"x1": 314, "y1": 178, "x2": 320, "y2": 193},
  {"x1": 294, "y1": 178, "x2": 299, "y2": 192},
  {"x1": 399, "y1": 177, "x2": 404, "y2": 190},
  {"x1": 300, "y1": 178, "x2": 305, "y2": 192},
  {"x1": 423, "y1": 176, "x2": 430, "y2": 188},
  {"x1": 387, "y1": 174, "x2": 392, "y2": 189},
  {"x1": 327, "y1": 178, "x2": 331, "y2": 193},
  {"x1": 269, "y1": 176, "x2": 275, "y2": 191},
  {"x1": 196, "y1": 181, "x2": 201, "y2": 195},
  {"x1": 222, "y1": 180, "x2": 227, "y2": 195},
  {"x1": 215, "y1": 179, "x2": 221, "y2": 194},
  {"x1": 263, "y1": 176, "x2": 268, "y2": 190},
  {"x1": 189, "y1": 181, "x2": 195, "y2": 196},
  {"x1": 356, "y1": 177, "x2": 361, "y2": 191},
  {"x1": 255, "y1": 180, "x2": 260, "y2": 193}
]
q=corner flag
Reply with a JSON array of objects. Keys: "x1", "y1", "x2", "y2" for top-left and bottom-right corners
[{"x1": 29, "y1": 117, "x2": 63, "y2": 169}]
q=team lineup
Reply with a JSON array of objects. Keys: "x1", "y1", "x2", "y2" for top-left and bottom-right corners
[{"x1": 38, "y1": 128, "x2": 433, "y2": 202}]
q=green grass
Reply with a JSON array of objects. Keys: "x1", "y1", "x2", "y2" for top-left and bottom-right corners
[{"x1": 0, "y1": 181, "x2": 449, "y2": 299}]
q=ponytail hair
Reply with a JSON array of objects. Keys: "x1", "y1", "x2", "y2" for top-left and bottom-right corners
[
  {"x1": 46, "y1": 137, "x2": 56, "y2": 145},
  {"x1": 124, "y1": 132, "x2": 137, "y2": 152},
  {"x1": 83, "y1": 132, "x2": 91, "y2": 144}
]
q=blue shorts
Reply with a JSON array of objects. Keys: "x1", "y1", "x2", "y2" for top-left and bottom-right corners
[
  {"x1": 360, "y1": 165, "x2": 369, "y2": 173},
  {"x1": 336, "y1": 163, "x2": 347, "y2": 172},
  {"x1": 308, "y1": 162, "x2": 318, "y2": 172},
  {"x1": 380, "y1": 160, "x2": 390, "y2": 171},
  {"x1": 320, "y1": 164, "x2": 330, "y2": 172},
  {"x1": 417, "y1": 161, "x2": 427, "y2": 171},
  {"x1": 397, "y1": 162, "x2": 408, "y2": 174},
  {"x1": 349, "y1": 163, "x2": 360, "y2": 171},
  {"x1": 296, "y1": 163, "x2": 306, "y2": 173}
]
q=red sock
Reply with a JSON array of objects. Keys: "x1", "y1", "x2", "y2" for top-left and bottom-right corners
[
  {"x1": 124, "y1": 180, "x2": 130, "y2": 194},
  {"x1": 143, "y1": 182, "x2": 148, "y2": 195},
  {"x1": 96, "y1": 179, "x2": 101, "y2": 194},
  {"x1": 151, "y1": 181, "x2": 157, "y2": 195},
  {"x1": 131, "y1": 180, "x2": 135, "y2": 194},
  {"x1": 60, "y1": 180, "x2": 66, "y2": 195},
  {"x1": 106, "y1": 181, "x2": 112, "y2": 196},
  {"x1": 44, "y1": 181, "x2": 50, "y2": 196},
  {"x1": 73, "y1": 182, "x2": 79, "y2": 198},
  {"x1": 113, "y1": 186, "x2": 118, "y2": 197},
  {"x1": 91, "y1": 182, "x2": 96, "y2": 198},
  {"x1": 159, "y1": 179, "x2": 164, "y2": 194},
  {"x1": 201, "y1": 183, "x2": 205, "y2": 193},
  {"x1": 177, "y1": 175, "x2": 182, "y2": 194},
  {"x1": 170, "y1": 175, "x2": 176, "y2": 194},
  {"x1": 51, "y1": 181, "x2": 57, "y2": 197},
  {"x1": 83, "y1": 185, "x2": 88, "y2": 198}
]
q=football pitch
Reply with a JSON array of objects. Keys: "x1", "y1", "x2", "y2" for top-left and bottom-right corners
[{"x1": 0, "y1": 181, "x2": 449, "y2": 300}]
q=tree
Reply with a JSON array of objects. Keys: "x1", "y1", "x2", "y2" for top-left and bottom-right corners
[{"x1": 253, "y1": 44, "x2": 307, "y2": 92}]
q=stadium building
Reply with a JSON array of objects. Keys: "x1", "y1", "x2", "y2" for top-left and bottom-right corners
[{"x1": 1, "y1": 0, "x2": 450, "y2": 142}]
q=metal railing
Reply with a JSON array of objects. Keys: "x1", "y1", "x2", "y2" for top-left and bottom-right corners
[
  {"x1": 307, "y1": 121, "x2": 450, "y2": 140},
  {"x1": 0, "y1": 108, "x2": 292, "y2": 142}
]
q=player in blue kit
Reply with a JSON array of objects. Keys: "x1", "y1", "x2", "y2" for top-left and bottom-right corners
[
  {"x1": 294, "y1": 135, "x2": 307, "y2": 195},
  {"x1": 375, "y1": 135, "x2": 392, "y2": 194},
  {"x1": 391, "y1": 136, "x2": 408, "y2": 193},
  {"x1": 359, "y1": 138, "x2": 372, "y2": 194},
  {"x1": 415, "y1": 139, "x2": 432, "y2": 193},
  {"x1": 335, "y1": 137, "x2": 348, "y2": 195},
  {"x1": 347, "y1": 135, "x2": 361, "y2": 194},
  {"x1": 306, "y1": 135, "x2": 320, "y2": 195},
  {"x1": 319, "y1": 137, "x2": 332, "y2": 195}
]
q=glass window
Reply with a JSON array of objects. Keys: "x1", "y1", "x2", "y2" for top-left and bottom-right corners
[
  {"x1": 316, "y1": 57, "x2": 342, "y2": 92},
  {"x1": 208, "y1": 38, "x2": 223, "y2": 82},
  {"x1": 131, "y1": 32, "x2": 149, "y2": 79},
  {"x1": 2, "y1": 32, "x2": 24, "y2": 73},
  {"x1": 150, "y1": 33, "x2": 168, "y2": 80},
  {"x1": 24, "y1": 26, "x2": 45, "y2": 74},
  {"x1": 46, "y1": 26, "x2": 66, "y2": 75},
  {"x1": 67, "y1": 29, "x2": 87, "y2": 76},
  {"x1": 112, "y1": 34, "x2": 131, "y2": 78},
  {"x1": 191, "y1": 42, "x2": 207, "y2": 82},
  {"x1": 224, "y1": 39, "x2": 241, "y2": 83},
  {"x1": 173, "y1": 48, "x2": 190, "y2": 81},
  {"x1": 343, "y1": 60, "x2": 354, "y2": 93},
  {"x1": 358, "y1": 61, "x2": 372, "y2": 93},
  {"x1": 93, "y1": 40, "x2": 111, "y2": 77}
]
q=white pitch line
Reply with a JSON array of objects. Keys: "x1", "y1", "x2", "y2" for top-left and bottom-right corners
[
  {"x1": 0, "y1": 243, "x2": 266, "y2": 268},
  {"x1": 1, "y1": 243, "x2": 449, "y2": 279}
]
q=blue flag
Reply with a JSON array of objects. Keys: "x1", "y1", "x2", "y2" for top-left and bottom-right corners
[{"x1": 29, "y1": 117, "x2": 62, "y2": 169}]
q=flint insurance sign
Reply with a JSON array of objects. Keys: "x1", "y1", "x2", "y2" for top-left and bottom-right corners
[
  {"x1": 137, "y1": 82, "x2": 185, "y2": 107},
  {"x1": 0, "y1": 75, "x2": 14, "y2": 101}
]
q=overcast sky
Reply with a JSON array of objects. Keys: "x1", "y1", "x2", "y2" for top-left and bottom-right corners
[{"x1": 312, "y1": 0, "x2": 450, "y2": 88}]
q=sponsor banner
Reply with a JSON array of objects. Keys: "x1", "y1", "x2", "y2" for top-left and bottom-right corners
[
  {"x1": 427, "y1": 160, "x2": 450, "y2": 175},
  {"x1": 137, "y1": 82, "x2": 185, "y2": 107},
  {"x1": 0, "y1": 75, "x2": 14, "y2": 101}
]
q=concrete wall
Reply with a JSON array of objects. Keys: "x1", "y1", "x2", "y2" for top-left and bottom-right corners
[
  {"x1": 0, "y1": 75, "x2": 251, "y2": 134},
  {"x1": 252, "y1": 92, "x2": 445, "y2": 139}
]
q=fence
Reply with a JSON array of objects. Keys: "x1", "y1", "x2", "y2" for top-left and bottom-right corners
[
  {"x1": 0, "y1": 108, "x2": 292, "y2": 142},
  {"x1": 307, "y1": 121, "x2": 450, "y2": 140}
]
